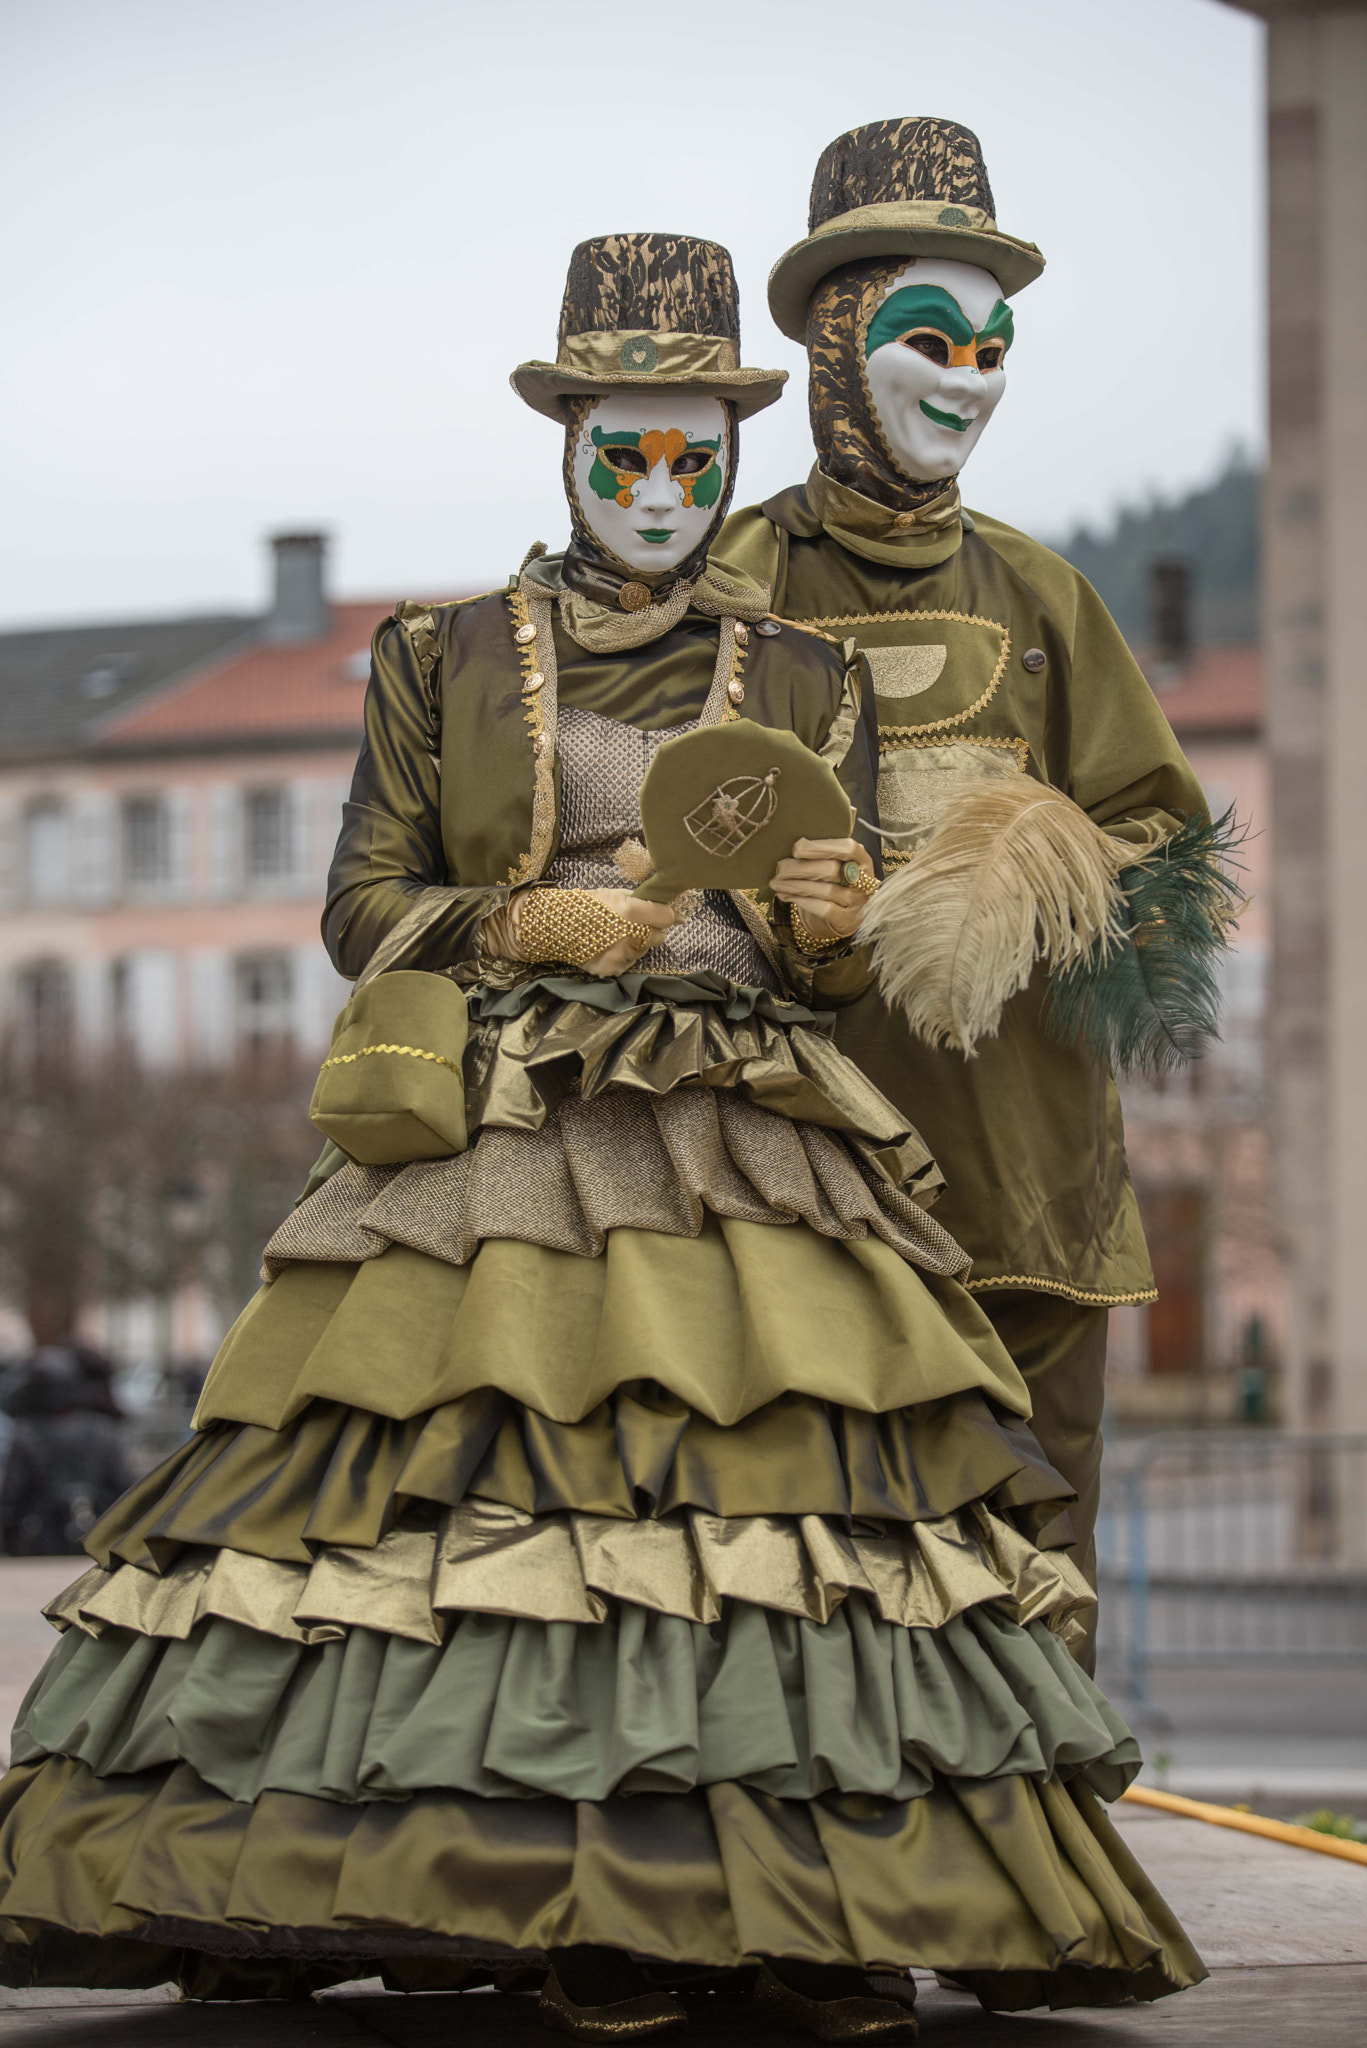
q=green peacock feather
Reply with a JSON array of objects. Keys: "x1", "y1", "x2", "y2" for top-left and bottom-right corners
[{"x1": 1045, "y1": 809, "x2": 1247, "y2": 1076}]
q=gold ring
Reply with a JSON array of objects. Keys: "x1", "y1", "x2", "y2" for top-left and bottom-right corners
[{"x1": 841, "y1": 861, "x2": 879, "y2": 896}]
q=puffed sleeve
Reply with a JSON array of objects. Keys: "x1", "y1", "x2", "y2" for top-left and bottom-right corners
[{"x1": 323, "y1": 612, "x2": 515, "y2": 978}]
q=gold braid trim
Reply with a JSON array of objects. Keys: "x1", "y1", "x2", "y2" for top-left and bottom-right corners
[
  {"x1": 966, "y1": 1273, "x2": 1159, "y2": 1307},
  {"x1": 793, "y1": 609, "x2": 1010, "y2": 739},
  {"x1": 506, "y1": 583, "x2": 559, "y2": 885},
  {"x1": 516, "y1": 888, "x2": 651, "y2": 970},
  {"x1": 319, "y1": 1043, "x2": 462, "y2": 1076}
]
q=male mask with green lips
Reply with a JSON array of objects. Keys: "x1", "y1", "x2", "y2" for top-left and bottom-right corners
[
  {"x1": 862, "y1": 257, "x2": 1013, "y2": 481},
  {"x1": 569, "y1": 392, "x2": 729, "y2": 575}
]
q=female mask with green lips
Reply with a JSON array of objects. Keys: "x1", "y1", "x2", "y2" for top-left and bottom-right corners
[
  {"x1": 570, "y1": 391, "x2": 728, "y2": 574},
  {"x1": 862, "y1": 256, "x2": 1013, "y2": 481}
]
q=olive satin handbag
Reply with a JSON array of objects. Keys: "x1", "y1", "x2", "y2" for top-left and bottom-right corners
[{"x1": 309, "y1": 890, "x2": 469, "y2": 1165}]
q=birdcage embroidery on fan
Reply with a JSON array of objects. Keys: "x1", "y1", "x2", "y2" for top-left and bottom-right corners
[{"x1": 685, "y1": 768, "x2": 782, "y2": 857}]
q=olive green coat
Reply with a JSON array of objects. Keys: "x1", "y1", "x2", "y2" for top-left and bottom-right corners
[
  {"x1": 716, "y1": 477, "x2": 1209, "y2": 1305},
  {"x1": 323, "y1": 565, "x2": 879, "y2": 1013}
]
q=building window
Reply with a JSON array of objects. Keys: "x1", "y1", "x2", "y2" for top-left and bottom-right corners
[
  {"x1": 234, "y1": 952, "x2": 293, "y2": 1053},
  {"x1": 244, "y1": 789, "x2": 293, "y2": 884},
  {"x1": 25, "y1": 800, "x2": 70, "y2": 905},
  {"x1": 123, "y1": 796, "x2": 171, "y2": 888},
  {"x1": 15, "y1": 958, "x2": 73, "y2": 1062}
]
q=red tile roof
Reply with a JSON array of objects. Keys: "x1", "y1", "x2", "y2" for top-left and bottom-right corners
[
  {"x1": 93, "y1": 600, "x2": 409, "y2": 750},
  {"x1": 1140, "y1": 644, "x2": 1264, "y2": 737}
]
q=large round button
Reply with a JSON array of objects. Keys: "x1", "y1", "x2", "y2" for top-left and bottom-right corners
[
  {"x1": 619, "y1": 581, "x2": 652, "y2": 613},
  {"x1": 514, "y1": 622, "x2": 537, "y2": 645},
  {"x1": 756, "y1": 618, "x2": 781, "y2": 637},
  {"x1": 524, "y1": 671, "x2": 545, "y2": 693},
  {"x1": 733, "y1": 622, "x2": 749, "y2": 646},
  {"x1": 1022, "y1": 648, "x2": 1047, "y2": 674},
  {"x1": 727, "y1": 680, "x2": 746, "y2": 704}
]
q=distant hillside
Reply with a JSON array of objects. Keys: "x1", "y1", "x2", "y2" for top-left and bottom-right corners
[{"x1": 1049, "y1": 453, "x2": 1260, "y2": 646}]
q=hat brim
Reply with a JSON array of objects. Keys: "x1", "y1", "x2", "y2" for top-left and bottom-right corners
[
  {"x1": 510, "y1": 362, "x2": 788, "y2": 423},
  {"x1": 768, "y1": 220, "x2": 1045, "y2": 343}
]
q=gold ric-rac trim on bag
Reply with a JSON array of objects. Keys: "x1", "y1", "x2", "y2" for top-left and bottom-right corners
[
  {"x1": 506, "y1": 582, "x2": 559, "y2": 885},
  {"x1": 966, "y1": 1273, "x2": 1159, "y2": 1307},
  {"x1": 793, "y1": 609, "x2": 1010, "y2": 739},
  {"x1": 320, "y1": 1043, "x2": 463, "y2": 1077},
  {"x1": 878, "y1": 731, "x2": 1030, "y2": 765}
]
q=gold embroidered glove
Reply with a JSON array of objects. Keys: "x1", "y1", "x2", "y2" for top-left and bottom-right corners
[{"x1": 513, "y1": 887, "x2": 654, "y2": 969}]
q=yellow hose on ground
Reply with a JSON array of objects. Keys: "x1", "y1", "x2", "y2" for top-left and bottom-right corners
[{"x1": 1122, "y1": 1783, "x2": 1367, "y2": 1865}]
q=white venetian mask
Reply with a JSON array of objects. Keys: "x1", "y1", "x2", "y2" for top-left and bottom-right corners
[
  {"x1": 571, "y1": 392, "x2": 728, "y2": 574},
  {"x1": 862, "y1": 258, "x2": 1013, "y2": 482}
]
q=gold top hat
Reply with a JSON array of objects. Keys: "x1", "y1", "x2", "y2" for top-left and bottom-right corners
[
  {"x1": 512, "y1": 233, "x2": 788, "y2": 422},
  {"x1": 768, "y1": 118, "x2": 1045, "y2": 343}
]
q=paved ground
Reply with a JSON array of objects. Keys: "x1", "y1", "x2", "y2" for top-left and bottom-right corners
[{"x1": 4, "y1": 1562, "x2": 1367, "y2": 2041}]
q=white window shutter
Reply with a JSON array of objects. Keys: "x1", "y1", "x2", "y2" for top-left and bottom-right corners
[
  {"x1": 189, "y1": 949, "x2": 234, "y2": 1068},
  {"x1": 294, "y1": 944, "x2": 348, "y2": 1055},
  {"x1": 71, "y1": 791, "x2": 117, "y2": 905},
  {"x1": 287, "y1": 778, "x2": 312, "y2": 894},
  {"x1": 165, "y1": 788, "x2": 193, "y2": 901},
  {"x1": 210, "y1": 785, "x2": 240, "y2": 900},
  {"x1": 0, "y1": 805, "x2": 19, "y2": 913},
  {"x1": 127, "y1": 950, "x2": 181, "y2": 1067}
]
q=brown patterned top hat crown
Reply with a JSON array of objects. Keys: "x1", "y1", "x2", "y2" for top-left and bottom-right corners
[
  {"x1": 768, "y1": 117, "x2": 1044, "y2": 343},
  {"x1": 512, "y1": 232, "x2": 787, "y2": 422}
]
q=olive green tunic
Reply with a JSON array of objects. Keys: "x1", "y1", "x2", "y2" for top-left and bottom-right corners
[{"x1": 717, "y1": 473, "x2": 1209, "y2": 1306}]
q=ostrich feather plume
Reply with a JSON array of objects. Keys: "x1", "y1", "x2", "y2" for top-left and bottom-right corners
[
  {"x1": 860, "y1": 779, "x2": 1144, "y2": 1056},
  {"x1": 1046, "y1": 809, "x2": 1246, "y2": 1074}
]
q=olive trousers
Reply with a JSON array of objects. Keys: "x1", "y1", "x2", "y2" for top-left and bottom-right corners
[{"x1": 977, "y1": 1288, "x2": 1109, "y2": 1677}]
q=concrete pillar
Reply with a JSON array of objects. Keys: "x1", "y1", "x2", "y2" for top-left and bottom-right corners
[{"x1": 1252, "y1": 4, "x2": 1367, "y2": 1431}]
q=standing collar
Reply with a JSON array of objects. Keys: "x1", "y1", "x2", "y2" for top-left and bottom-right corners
[{"x1": 764, "y1": 465, "x2": 968, "y2": 569}]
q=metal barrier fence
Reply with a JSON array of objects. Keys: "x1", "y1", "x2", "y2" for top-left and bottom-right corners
[{"x1": 1096, "y1": 1431, "x2": 1367, "y2": 1707}]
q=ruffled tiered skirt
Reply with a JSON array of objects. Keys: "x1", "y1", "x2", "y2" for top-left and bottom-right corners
[{"x1": 0, "y1": 976, "x2": 1204, "y2": 2010}]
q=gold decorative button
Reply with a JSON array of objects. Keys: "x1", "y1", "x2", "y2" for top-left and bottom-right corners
[
  {"x1": 1022, "y1": 648, "x2": 1047, "y2": 674},
  {"x1": 514, "y1": 622, "x2": 537, "y2": 645},
  {"x1": 727, "y1": 680, "x2": 745, "y2": 704},
  {"x1": 524, "y1": 671, "x2": 545, "y2": 693},
  {"x1": 733, "y1": 622, "x2": 749, "y2": 645},
  {"x1": 619, "y1": 581, "x2": 652, "y2": 613},
  {"x1": 893, "y1": 512, "x2": 917, "y2": 530},
  {"x1": 756, "y1": 618, "x2": 781, "y2": 637}
]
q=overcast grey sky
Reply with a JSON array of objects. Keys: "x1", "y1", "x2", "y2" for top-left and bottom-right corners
[{"x1": 3, "y1": 0, "x2": 1262, "y2": 628}]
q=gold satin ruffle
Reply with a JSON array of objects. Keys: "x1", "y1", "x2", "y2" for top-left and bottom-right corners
[
  {"x1": 264, "y1": 1076, "x2": 967, "y2": 1281},
  {"x1": 85, "y1": 1386, "x2": 1077, "y2": 1577},
  {"x1": 0, "y1": 1753, "x2": 1208, "y2": 1996},
  {"x1": 49, "y1": 1501, "x2": 1093, "y2": 1651}
]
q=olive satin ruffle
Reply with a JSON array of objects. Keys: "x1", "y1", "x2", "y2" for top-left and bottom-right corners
[
  {"x1": 0, "y1": 1754, "x2": 1206, "y2": 2000},
  {"x1": 460, "y1": 972, "x2": 941, "y2": 1197},
  {"x1": 195, "y1": 1228, "x2": 1028, "y2": 1436},
  {"x1": 86, "y1": 1388, "x2": 1075, "y2": 1578},
  {"x1": 16, "y1": 1606, "x2": 1135, "y2": 1807},
  {"x1": 264, "y1": 1084, "x2": 966, "y2": 1282},
  {"x1": 53, "y1": 1498, "x2": 1094, "y2": 1648}
]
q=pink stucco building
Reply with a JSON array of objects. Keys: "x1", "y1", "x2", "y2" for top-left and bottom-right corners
[{"x1": 0, "y1": 538, "x2": 391, "y2": 1068}]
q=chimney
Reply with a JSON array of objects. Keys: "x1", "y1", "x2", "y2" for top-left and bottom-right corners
[
  {"x1": 1149, "y1": 556, "x2": 1192, "y2": 680},
  {"x1": 267, "y1": 532, "x2": 329, "y2": 643}
]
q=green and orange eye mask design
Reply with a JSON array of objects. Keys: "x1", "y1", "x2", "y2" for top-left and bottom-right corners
[
  {"x1": 588, "y1": 426, "x2": 723, "y2": 510},
  {"x1": 865, "y1": 285, "x2": 1014, "y2": 432}
]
